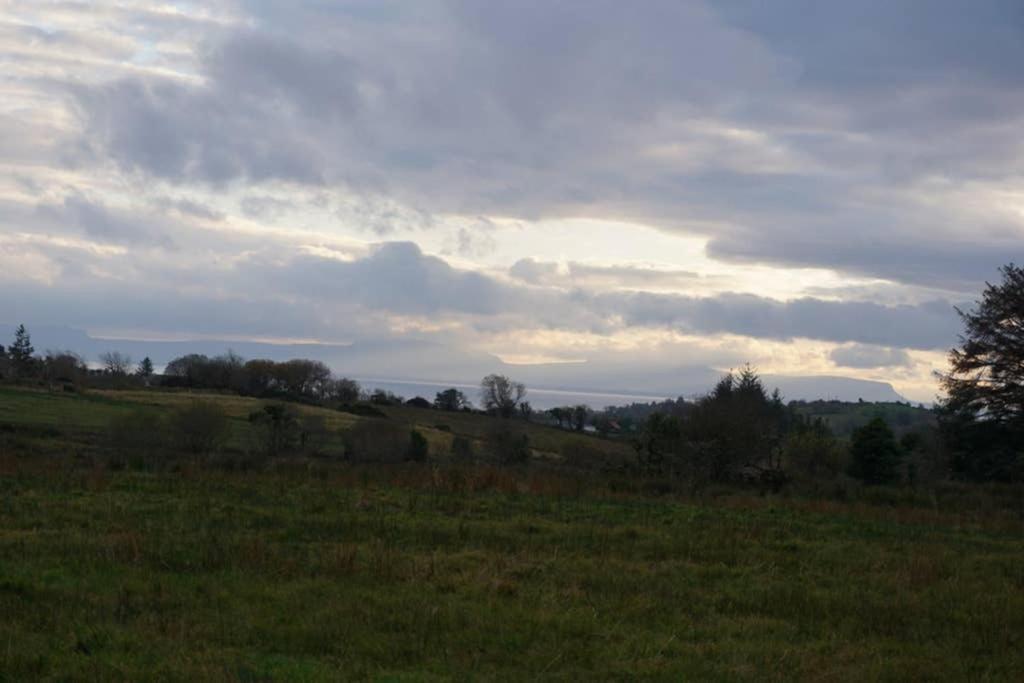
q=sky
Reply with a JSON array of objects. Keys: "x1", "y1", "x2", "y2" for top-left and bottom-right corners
[{"x1": 2, "y1": 0, "x2": 1022, "y2": 402}]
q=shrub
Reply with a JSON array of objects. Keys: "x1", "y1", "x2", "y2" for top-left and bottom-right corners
[
  {"x1": 485, "y1": 424, "x2": 531, "y2": 465},
  {"x1": 407, "y1": 429, "x2": 429, "y2": 462},
  {"x1": 299, "y1": 413, "x2": 332, "y2": 456},
  {"x1": 344, "y1": 420, "x2": 409, "y2": 463},
  {"x1": 248, "y1": 404, "x2": 300, "y2": 456},
  {"x1": 405, "y1": 396, "x2": 432, "y2": 409},
  {"x1": 169, "y1": 401, "x2": 230, "y2": 455},
  {"x1": 560, "y1": 438, "x2": 605, "y2": 469},
  {"x1": 339, "y1": 403, "x2": 387, "y2": 418},
  {"x1": 450, "y1": 435, "x2": 475, "y2": 462},
  {"x1": 784, "y1": 431, "x2": 847, "y2": 481}
]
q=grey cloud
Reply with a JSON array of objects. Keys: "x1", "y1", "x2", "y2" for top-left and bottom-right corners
[
  {"x1": 508, "y1": 258, "x2": 559, "y2": 285},
  {"x1": 829, "y1": 344, "x2": 913, "y2": 369},
  {"x1": 240, "y1": 196, "x2": 295, "y2": 220},
  {"x1": 601, "y1": 291, "x2": 960, "y2": 350},
  {"x1": 4, "y1": 231, "x2": 964, "y2": 351},
  {"x1": 276, "y1": 242, "x2": 521, "y2": 317},
  {"x1": 717, "y1": 0, "x2": 1024, "y2": 90},
  {"x1": 60, "y1": 1, "x2": 1022, "y2": 291},
  {"x1": 148, "y1": 197, "x2": 225, "y2": 222},
  {"x1": 706, "y1": 225, "x2": 1019, "y2": 293},
  {"x1": 74, "y1": 78, "x2": 326, "y2": 185},
  {"x1": 179, "y1": 244, "x2": 970, "y2": 350},
  {"x1": 35, "y1": 196, "x2": 175, "y2": 248}
]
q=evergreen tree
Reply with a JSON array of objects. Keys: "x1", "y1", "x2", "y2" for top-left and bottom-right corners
[
  {"x1": 9, "y1": 324, "x2": 35, "y2": 377},
  {"x1": 939, "y1": 264, "x2": 1024, "y2": 480},
  {"x1": 137, "y1": 356, "x2": 155, "y2": 377},
  {"x1": 848, "y1": 417, "x2": 902, "y2": 485},
  {"x1": 943, "y1": 264, "x2": 1024, "y2": 423}
]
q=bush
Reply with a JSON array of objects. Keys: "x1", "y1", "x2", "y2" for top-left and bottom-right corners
[
  {"x1": 344, "y1": 420, "x2": 409, "y2": 463},
  {"x1": 560, "y1": 438, "x2": 605, "y2": 469},
  {"x1": 405, "y1": 396, "x2": 432, "y2": 409},
  {"x1": 299, "y1": 413, "x2": 332, "y2": 456},
  {"x1": 248, "y1": 404, "x2": 300, "y2": 456},
  {"x1": 407, "y1": 429, "x2": 429, "y2": 462},
  {"x1": 450, "y1": 435, "x2": 475, "y2": 462},
  {"x1": 485, "y1": 424, "x2": 531, "y2": 465},
  {"x1": 169, "y1": 401, "x2": 230, "y2": 455},
  {"x1": 784, "y1": 431, "x2": 847, "y2": 481},
  {"x1": 339, "y1": 403, "x2": 387, "y2": 418}
]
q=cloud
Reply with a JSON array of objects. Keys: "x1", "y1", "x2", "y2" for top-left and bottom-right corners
[
  {"x1": 2, "y1": 0, "x2": 1015, "y2": 401},
  {"x1": 56, "y1": 1, "x2": 1022, "y2": 292},
  {"x1": 829, "y1": 344, "x2": 914, "y2": 369},
  {"x1": 36, "y1": 196, "x2": 176, "y2": 249},
  {"x1": 276, "y1": 242, "x2": 521, "y2": 317},
  {"x1": 510, "y1": 258, "x2": 702, "y2": 290},
  {"x1": 599, "y1": 292, "x2": 960, "y2": 350},
  {"x1": 0, "y1": 231, "x2": 962, "y2": 351}
]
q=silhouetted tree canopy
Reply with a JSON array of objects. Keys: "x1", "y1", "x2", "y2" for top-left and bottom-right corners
[
  {"x1": 44, "y1": 351, "x2": 87, "y2": 385},
  {"x1": 939, "y1": 264, "x2": 1024, "y2": 481},
  {"x1": 405, "y1": 396, "x2": 432, "y2": 409},
  {"x1": 9, "y1": 324, "x2": 34, "y2": 377},
  {"x1": 137, "y1": 356, "x2": 155, "y2": 377},
  {"x1": 161, "y1": 352, "x2": 358, "y2": 404},
  {"x1": 480, "y1": 374, "x2": 526, "y2": 418},
  {"x1": 848, "y1": 417, "x2": 902, "y2": 485},
  {"x1": 100, "y1": 351, "x2": 133, "y2": 376},
  {"x1": 434, "y1": 387, "x2": 470, "y2": 411},
  {"x1": 942, "y1": 264, "x2": 1024, "y2": 424},
  {"x1": 635, "y1": 366, "x2": 805, "y2": 488}
]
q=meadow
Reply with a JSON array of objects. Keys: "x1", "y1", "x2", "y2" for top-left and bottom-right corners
[{"x1": 1, "y1": 385, "x2": 1023, "y2": 680}]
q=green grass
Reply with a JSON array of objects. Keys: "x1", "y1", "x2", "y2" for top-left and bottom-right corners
[
  {"x1": 2, "y1": 465, "x2": 1022, "y2": 680},
  {"x1": 0, "y1": 385, "x2": 635, "y2": 463},
  {"x1": 1, "y1": 385, "x2": 1023, "y2": 680},
  {"x1": 381, "y1": 403, "x2": 633, "y2": 462}
]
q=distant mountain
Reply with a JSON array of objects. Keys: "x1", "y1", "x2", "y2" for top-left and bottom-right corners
[
  {"x1": 763, "y1": 375, "x2": 906, "y2": 403},
  {"x1": 0, "y1": 324, "x2": 905, "y2": 403}
]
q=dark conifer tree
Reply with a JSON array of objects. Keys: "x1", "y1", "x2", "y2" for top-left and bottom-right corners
[
  {"x1": 939, "y1": 264, "x2": 1024, "y2": 480},
  {"x1": 9, "y1": 324, "x2": 35, "y2": 377},
  {"x1": 848, "y1": 417, "x2": 902, "y2": 485}
]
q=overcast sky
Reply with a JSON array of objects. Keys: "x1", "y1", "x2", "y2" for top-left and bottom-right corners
[{"x1": 2, "y1": 0, "x2": 1021, "y2": 401}]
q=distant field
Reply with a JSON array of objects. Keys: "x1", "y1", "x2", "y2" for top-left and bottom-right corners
[
  {"x1": 792, "y1": 400, "x2": 936, "y2": 439},
  {"x1": 1, "y1": 385, "x2": 1022, "y2": 680},
  {"x1": 0, "y1": 385, "x2": 634, "y2": 464}
]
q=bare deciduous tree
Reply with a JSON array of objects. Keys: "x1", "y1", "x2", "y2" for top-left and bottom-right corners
[
  {"x1": 100, "y1": 351, "x2": 133, "y2": 376},
  {"x1": 480, "y1": 374, "x2": 526, "y2": 418}
]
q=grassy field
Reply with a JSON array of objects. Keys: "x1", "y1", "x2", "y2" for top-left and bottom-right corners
[
  {"x1": 0, "y1": 385, "x2": 633, "y2": 464},
  {"x1": 1, "y1": 385, "x2": 1023, "y2": 680}
]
